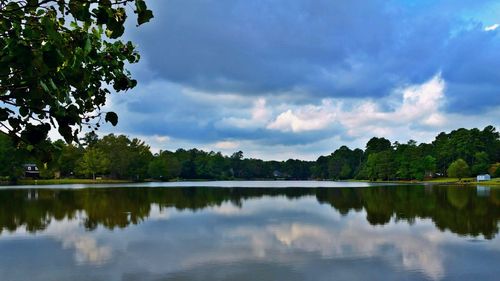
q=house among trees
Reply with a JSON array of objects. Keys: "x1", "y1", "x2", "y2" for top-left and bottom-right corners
[
  {"x1": 477, "y1": 174, "x2": 491, "y2": 182},
  {"x1": 23, "y1": 164, "x2": 40, "y2": 178}
]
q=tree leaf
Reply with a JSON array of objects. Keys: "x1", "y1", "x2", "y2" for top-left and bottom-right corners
[
  {"x1": 0, "y1": 109, "x2": 9, "y2": 121},
  {"x1": 137, "y1": 9, "x2": 154, "y2": 25},
  {"x1": 40, "y1": 81, "x2": 50, "y2": 92},
  {"x1": 135, "y1": 0, "x2": 154, "y2": 25},
  {"x1": 105, "y1": 112, "x2": 118, "y2": 126},
  {"x1": 84, "y1": 37, "x2": 92, "y2": 55}
]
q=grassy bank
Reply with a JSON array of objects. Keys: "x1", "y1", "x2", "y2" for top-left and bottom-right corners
[
  {"x1": 365, "y1": 177, "x2": 500, "y2": 186},
  {"x1": 475, "y1": 178, "x2": 500, "y2": 186},
  {"x1": 422, "y1": 177, "x2": 500, "y2": 186}
]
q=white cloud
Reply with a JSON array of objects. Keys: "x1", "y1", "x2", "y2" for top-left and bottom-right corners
[
  {"x1": 214, "y1": 140, "x2": 239, "y2": 150},
  {"x1": 485, "y1": 23, "x2": 499, "y2": 31},
  {"x1": 218, "y1": 98, "x2": 271, "y2": 129},
  {"x1": 338, "y1": 74, "x2": 447, "y2": 134},
  {"x1": 266, "y1": 74, "x2": 446, "y2": 136},
  {"x1": 153, "y1": 135, "x2": 171, "y2": 143},
  {"x1": 267, "y1": 100, "x2": 338, "y2": 132}
]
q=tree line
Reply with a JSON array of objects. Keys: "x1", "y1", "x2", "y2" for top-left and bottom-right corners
[{"x1": 0, "y1": 126, "x2": 499, "y2": 182}]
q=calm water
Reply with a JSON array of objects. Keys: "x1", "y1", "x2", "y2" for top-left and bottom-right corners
[{"x1": 0, "y1": 182, "x2": 499, "y2": 281}]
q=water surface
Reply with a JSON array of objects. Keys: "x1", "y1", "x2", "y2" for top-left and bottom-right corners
[
  {"x1": 0, "y1": 182, "x2": 499, "y2": 280},
  {"x1": 1, "y1": 180, "x2": 376, "y2": 189}
]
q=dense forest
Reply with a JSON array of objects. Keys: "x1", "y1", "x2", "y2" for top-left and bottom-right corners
[{"x1": 1, "y1": 126, "x2": 499, "y2": 182}]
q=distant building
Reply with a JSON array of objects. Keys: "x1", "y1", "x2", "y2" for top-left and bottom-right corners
[
  {"x1": 23, "y1": 164, "x2": 40, "y2": 178},
  {"x1": 477, "y1": 174, "x2": 491, "y2": 182}
]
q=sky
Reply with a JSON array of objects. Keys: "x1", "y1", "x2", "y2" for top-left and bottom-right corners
[{"x1": 99, "y1": 0, "x2": 500, "y2": 160}]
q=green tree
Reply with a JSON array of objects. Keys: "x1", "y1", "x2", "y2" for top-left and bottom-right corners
[
  {"x1": 148, "y1": 152, "x2": 181, "y2": 180},
  {"x1": 78, "y1": 148, "x2": 109, "y2": 180},
  {"x1": 311, "y1": 156, "x2": 329, "y2": 179},
  {"x1": 489, "y1": 163, "x2": 500, "y2": 178},
  {"x1": 471, "y1": 151, "x2": 490, "y2": 176},
  {"x1": 365, "y1": 137, "x2": 392, "y2": 156},
  {"x1": 81, "y1": 131, "x2": 99, "y2": 148},
  {"x1": 0, "y1": 132, "x2": 23, "y2": 179},
  {"x1": 339, "y1": 163, "x2": 352, "y2": 179},
  {"x1": 95, "y1": 134, "x2": 152, "y2": 180},
  {"x1": 421, "y1": 155, "x2": 436, "y2": 178},
  {"x1": 148, "y1": 157, "x2": 168, "y2": 180},
  {"x1": 0, "y1": 0, "x2": 153, "y2": 145},
  {"x1": 363, "y1": 150, "x2": 396, "y2": 181},
  {"x1": 57, "y1": 142, "x2": 84, "y2": 177},
  {"x1": 394, "y1": 141, "x2": 421, "y2": 180},
  {"x1": 447, "y1": 159, "x2": 470, "y2": 181}
]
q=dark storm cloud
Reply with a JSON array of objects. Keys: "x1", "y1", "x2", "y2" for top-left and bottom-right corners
[
  {"x1": 106, "y1": 0, "x2": 500, "y2": 157},
  {"x1": 126, "y1": 0, "x2": 500, "y2": 112}
]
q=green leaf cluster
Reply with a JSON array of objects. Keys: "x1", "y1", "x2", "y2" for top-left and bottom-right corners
[{"x1": 0, "y1": 0, "x2": 153, "y2": 146}]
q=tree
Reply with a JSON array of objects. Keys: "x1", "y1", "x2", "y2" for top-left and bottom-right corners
[
  {"x1": 447, "y1": 159, "x2": 470, "y2": 181},
  {"x1": 0, "y1": 132, "x2": 23, "y2": 179},
  {"x1": 81, "y1": 131, "x2": 99, "y2": 148},
  {"x1": 311, "y1": 155, "x2": 329, "y2": 179},
  {"x1": 339, "y1": 163, "x2": 352, "y2": 179},
  {"x1": 489, "y1": 163, "x2": 500, "y2": 178},
  {"x1": 373, "y1": 150, "x2": 396, "y2": 180},
  {"x1": 471, "y1": 151, "x2": 490, "y2": 176},
  {"x1": 78, "y1": 148, "x2": 109, "y2": 180},
  {"x1": 56, "y1": 142, "x2": 84, "y2": 177},
  {"x1": 148, "y1": 152, "x2": 181, "y2": 180},
  {"x1": 95, "y1": 134, "x2": 152, "y2": 179},
  {"x1": 421, "y1": 155, "x2": 436, "y2": 178},
  {"x1": 365, "y1": 137, "x2": 392, "y2": 156},
  {"x1": 148, "y1": 157, "x2": 168, "y2": 180},
  {"x1": 230, "y1": 150, "x2": 244, "y2": 178},
  {"x1": 0, "y1": 0, "x2": 153, "y2": 146}
]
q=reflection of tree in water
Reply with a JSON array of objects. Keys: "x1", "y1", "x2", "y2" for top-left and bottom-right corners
[
  {"x1": 0, "y1": 186, "x2": 498, "y2": 238},
  {"x1": 316, "y1": 186, "x2": 500, "y2": 239}
]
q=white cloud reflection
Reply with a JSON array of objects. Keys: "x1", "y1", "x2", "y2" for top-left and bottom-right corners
[
  {"x1": 268, "y1": 221, "x2": 445, "y2": 280},
  {"x1": 45, "y1": 219, "x2": 112, "y2": 265}
]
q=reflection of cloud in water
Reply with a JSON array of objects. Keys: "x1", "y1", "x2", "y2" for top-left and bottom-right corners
[
  {"x1": 174, "y1": 218, "x2": 445, "y2": 280},
  {"x1": 269, "y1": 221, "x2": 444, "y2": 280},
  {"x1": 0, "y1": 214, "x2": 113, "y2": 265},
  {"x1": 147, "y1": 204, "x2": 171, "y2": 220},
  {"x1": 211, "y1": 203, "x2": 244, "y2": 216},
  {"x1": 41, "y1": 219, "x2": 112, "y2": 265},
  {"x1": 60, "y1": 233, "x2": 112, "y2": 264},
  {"x1": 192, "y1": 197, "x2": 448, "y2": 280}
]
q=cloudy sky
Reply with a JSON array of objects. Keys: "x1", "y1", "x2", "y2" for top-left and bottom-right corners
[{"x1": 101, "y1": 0, "x2": 500, "y2": 160}]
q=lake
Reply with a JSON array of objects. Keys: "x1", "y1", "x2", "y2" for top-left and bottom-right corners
[{"x1": 0, "y1": 182, "x2": 499, "y2": 281}]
